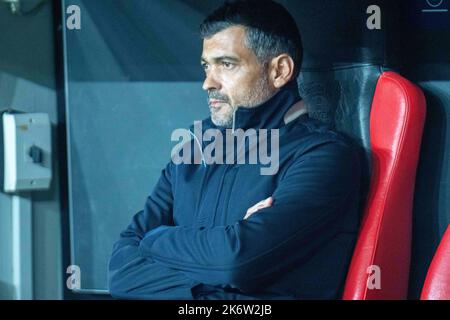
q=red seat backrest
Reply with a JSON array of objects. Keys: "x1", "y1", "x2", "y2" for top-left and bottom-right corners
[
  {"x1": 343, "y1": 71, "x2": 426, "y2": 300},
  {"x1": 420, "y1": 225, "x2": 450, "y2": 300}
]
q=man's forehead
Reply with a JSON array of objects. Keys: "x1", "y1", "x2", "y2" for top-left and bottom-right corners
[
  {"x1": 201, "y1": 50, "x2": 240, "y2": 62},
  {"x1": 201, "y1": 26, "x2": 251, "y2": 61}
]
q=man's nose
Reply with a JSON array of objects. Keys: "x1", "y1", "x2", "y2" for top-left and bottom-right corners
[{"x1": 202, "y1": 72, "x2": 221, "y2": 91}]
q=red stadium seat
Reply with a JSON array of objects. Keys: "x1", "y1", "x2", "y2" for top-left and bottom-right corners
[
  {"x1": 420, "y1": 225, "x2": 450, "y2": 300},
  {"x1": 342, "y1": 71, "x2": 426, "y2": 300}
]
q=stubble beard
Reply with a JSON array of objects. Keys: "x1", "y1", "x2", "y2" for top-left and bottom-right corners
[{"x1": 210, "y1": 72, "x2": 275, "y2": 128}]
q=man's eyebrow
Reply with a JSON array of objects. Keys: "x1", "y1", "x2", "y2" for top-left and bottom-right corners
[{"x1": 201, "y1": 56, "x2": 240, "y2": 64}]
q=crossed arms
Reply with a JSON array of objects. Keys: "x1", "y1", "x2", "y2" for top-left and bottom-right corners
[{"x1": 108, "y1": 140, "x2": 360, "y2": 299}]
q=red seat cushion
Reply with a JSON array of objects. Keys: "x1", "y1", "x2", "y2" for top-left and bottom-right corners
[
  {"x1": 343, "y1": 71, "x2": 426, "y2": 300},
  {"x1": 421, "y1": 226, "x2": 450, "y2": 300}
]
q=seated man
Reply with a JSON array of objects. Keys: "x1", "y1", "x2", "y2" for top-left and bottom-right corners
[{"x1": 108, "y1": 0, "x2": 361, "y2": 300}]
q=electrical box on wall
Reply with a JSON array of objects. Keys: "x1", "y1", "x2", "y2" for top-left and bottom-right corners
[{"x1": 0, "y1": 110, "x2": 52, "y2": 193}]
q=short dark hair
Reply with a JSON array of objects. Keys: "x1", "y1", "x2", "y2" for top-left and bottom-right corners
[{"x1": 200, "y1": 0, "x2": 303, "y2": 78}]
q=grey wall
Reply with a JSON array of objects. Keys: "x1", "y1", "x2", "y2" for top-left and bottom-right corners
[{"x1": 0, "y1": 1, "x2": 62, "y2": 299}]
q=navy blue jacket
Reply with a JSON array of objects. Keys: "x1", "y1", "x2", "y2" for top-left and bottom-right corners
[{"x1": 108, "y1": 81, "x2": 361, "y2": 300}]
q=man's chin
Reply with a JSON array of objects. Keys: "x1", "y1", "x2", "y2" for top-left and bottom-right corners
[{"x1": 211, "y1": 115, "x2": 232, "y2": 128}]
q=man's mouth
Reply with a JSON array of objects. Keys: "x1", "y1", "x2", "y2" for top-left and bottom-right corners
[{"x1": 209, "y1": 100, "x2": 227, "y2": 108}]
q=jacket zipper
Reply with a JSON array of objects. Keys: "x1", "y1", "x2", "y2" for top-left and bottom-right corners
[
  {"x1": 218, "y1": 167, "x2": 239, "y2": 225},
  {"x1": 232, "y1": 108, "x2": 237, "y2": 134},
  {"x1": 195, "y1": 166, "x2": 210, "y2": 225},
  {"x1": 210, "y1": 165, "x2": 230, "y2": 226},
  {"x1": 189, "y1": 129, "x2": 208, "y2": 224},
  {"x1": 194, "y1": 108, "x2": 237, "y2": 225},
  {"x1": 188, "y1": 129, "x2": 206, "y2": 167}
]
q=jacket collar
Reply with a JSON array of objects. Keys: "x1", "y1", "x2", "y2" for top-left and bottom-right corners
[
  {"x1": 191, "y1": 80, "x2": 307, "y2": 134},
  {"x1": 230, "y1": 79, "x2": 303, "y2": 132}
]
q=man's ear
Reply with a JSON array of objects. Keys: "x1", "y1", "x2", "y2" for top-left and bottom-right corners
[{"x1": 269, "y1": 54, "x2": 295, "y2": 89}]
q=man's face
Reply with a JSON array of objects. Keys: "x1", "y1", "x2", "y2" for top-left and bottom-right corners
[{"x1": 201, "y1": 26, "x2": 276, "y2": 127}]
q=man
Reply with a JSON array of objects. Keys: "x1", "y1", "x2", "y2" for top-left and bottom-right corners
[{"x1": 108, "y1": 0, "x2": 361, "y2": 300}]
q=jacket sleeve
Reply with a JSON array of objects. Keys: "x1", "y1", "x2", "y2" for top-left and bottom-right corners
[
  {"x1": 108, "y1": 162, "x2": 199, "y2": 299},
  {"x1": 138, "y1": 140, "x2": 361, "y2": 292}
]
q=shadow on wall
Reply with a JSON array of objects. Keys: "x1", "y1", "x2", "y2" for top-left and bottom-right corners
[
  {"x1": 0, "y1": 72, "x2": 18, "y2": 108},
  {"x1": 0, "y1": 2, "x2": 55, "y2": 89}
]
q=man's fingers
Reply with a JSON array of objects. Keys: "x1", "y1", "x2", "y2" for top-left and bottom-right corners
[
  {"x1": 253, "y1": 197, "x2": 273, "y2": 211},
  {"x1": 244, "y1": 197, "x2": 273, "y2": 220},
  {"x1": 247, "y1": 198, "x2": 269, "y2": 214},
  {"x1": 264, "y1": 197, "x2": 273, "y2": 206}
]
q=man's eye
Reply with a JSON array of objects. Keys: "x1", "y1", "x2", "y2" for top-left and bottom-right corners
[
  {"x1": 202, "y1": 64, "x2": 210, "y2": 71},
  {"x1": 222, "y1": 62, "x2": 235, "y2": 69}
]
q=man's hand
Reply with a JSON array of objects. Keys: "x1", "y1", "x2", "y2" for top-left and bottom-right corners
[{"x1": 244, "y1": 197, "x2": 273, "y2": 220}]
